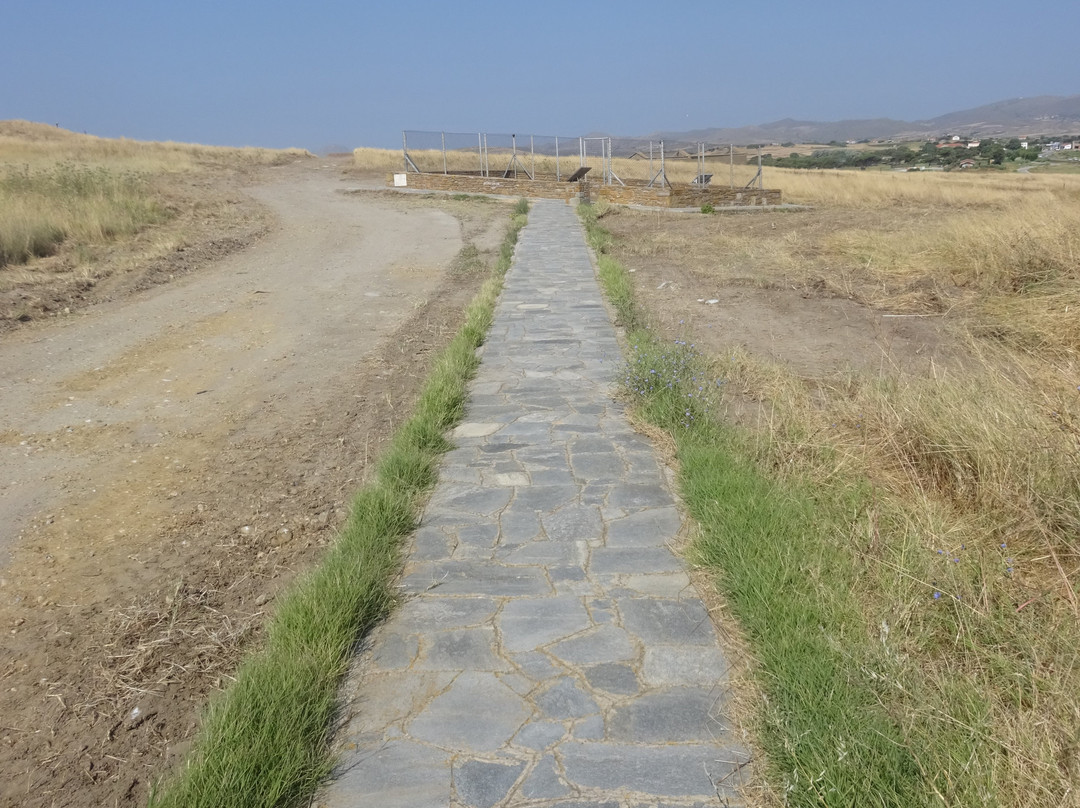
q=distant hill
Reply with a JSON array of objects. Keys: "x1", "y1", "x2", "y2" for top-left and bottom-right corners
[{"x1": 627, "y1": 95, "x2": 1080, "y2": 149}]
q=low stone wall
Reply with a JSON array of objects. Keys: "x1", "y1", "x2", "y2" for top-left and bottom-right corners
[
  {"x1": 591, "y1": 183, "x2": 781, "y2": 207},
  {"x1": 386, "y1": 172, "x2": 782, "y2": 207},
  {"x1": 386, "y1": 172, "x2": 580, "y2": 201}
]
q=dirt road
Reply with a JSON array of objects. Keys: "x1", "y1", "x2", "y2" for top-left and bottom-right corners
[{"x1": 0, "y1": 160, "x2": 507, "y2": 807}]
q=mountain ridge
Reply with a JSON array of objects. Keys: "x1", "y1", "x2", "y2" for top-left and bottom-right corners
[{"x1": 632, "y1": 95, "x2": 1080, "y2": 147}]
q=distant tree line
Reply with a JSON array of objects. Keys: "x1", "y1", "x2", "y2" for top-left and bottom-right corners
[{"x1": 759, "y1": 138, "x2": 1046, "y2": 170}]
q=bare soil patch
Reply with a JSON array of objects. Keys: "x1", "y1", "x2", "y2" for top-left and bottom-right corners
[
  {"x1": 0, "y1": 159, "x2": 509, "y2": 808},
  {"x1": 602, "y1": 207, "x2": 966, "y2": 379}
]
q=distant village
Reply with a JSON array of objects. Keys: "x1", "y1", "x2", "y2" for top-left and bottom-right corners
[{"x1": 752, "y1": 133, "x2": 1080, "y2": 170}]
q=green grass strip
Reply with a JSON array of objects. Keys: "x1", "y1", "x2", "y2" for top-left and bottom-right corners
[
  {"x1": 149, "y1": 204, "x2": 528, "y2": 808},
  {"x1": 579, "y1": 203, "x2": 928, "y2": 807}
]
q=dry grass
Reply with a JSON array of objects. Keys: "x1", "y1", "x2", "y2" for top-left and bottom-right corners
[
  {"x1": 88, "y1": 584, "x2": 262, "y2": 713},
  {"x1": 601, "y1": 165, "x2": 1080, "y2": 805},
  {"x1": 709, "y1": 341, "x2": 1080, "y2": 806},
  {"x1": 0, "y1": 163, "x2": 169, "y2": 268},
  {"x1": 0, "y1": 120, "x2": 310, "y2": 303},
  {"x1": 1, "y1": 120, "x2": 311, "y2": 173}
]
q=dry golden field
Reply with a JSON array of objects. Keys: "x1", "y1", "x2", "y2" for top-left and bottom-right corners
[
  {"x1": 598, "y1": 165, "x2": 1080, "y2": 806},
  {"x1": 0, "y1": 121, "x2": 312, "y2": 327}
]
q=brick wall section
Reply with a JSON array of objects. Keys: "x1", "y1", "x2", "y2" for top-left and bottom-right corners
[{"x1": 386, "y1": 173, "x2": 782, "y2": 207}]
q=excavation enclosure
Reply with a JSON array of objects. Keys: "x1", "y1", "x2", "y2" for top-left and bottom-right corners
[{"x1": 390, "y1": 131, "x2": 782, "y2": 207}]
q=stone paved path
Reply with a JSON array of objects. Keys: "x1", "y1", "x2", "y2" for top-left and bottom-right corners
[{"x1": 317, "y1": 200, "x2": 749, "y2": 808}]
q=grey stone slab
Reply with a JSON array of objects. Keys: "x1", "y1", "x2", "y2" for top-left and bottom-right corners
[
  {"x1": 619, "y1": 571, "x2": 694, "y2": 598},
  {"x1": 453, "y1": 422, "x2": 503, "y2": 438},
  {"x1": 438, "y1": 486, "x2": 514, "y2": 516},
  {"x1": 548, "y1": 624, "x2": 638, "y2": 667},
  {"x1": 588, "y1": 547, "x2": 684, "y2": 576},
  {"x1": 605, "y1": 507, "x2": 683, "y2": 549},
  {"x1": 459, "y1": 522, "x2": 500, "y2": 545},
  {"x1": 510, "y1": 650, "x2": 564, "y2": 682},
  {"x1": 495, "y1": 422, "x2": 553, "y2": 442},
  {"x1": 609, "y1": 687, "x2": 725, "y2": 743},
  {"x1": 643, "y1": 646, "x2": 730, "y2": 687},
  {"x1": 409, "y1": 672, "x2": 529, "y2": 752},
  {"x1": 558, "y1": 741, "x2": 736, "y2": 798},
  {"x1": 411, "y1": 526, "x2": 455, "y2": 561},
  {"x1": 485, "y1": 470, "x2": 531, "y2": 487},
  {"x1": 497, "y1": 671, "x2": 535, "y2": 697},
  {"x1": 568, "y1": 436, "x2": 617, "y2": 455},
  {"x1": 513, "y1": 720, "x2": 566, "y2": 751},
  {"x1": 541, "y1": 505, "x2": 604, "y2": 542},
  {"x1": 529, "y1": 467, "x2": 578, "y2": 486},
  {"x1": 573, "y1": 713, "x2": 606, "y2": 741},
  {"x1": 499, "y1": 507, "x2": 542, "y2": 543},
  {"x1": 343, "y1": 670, "x2": 457, "y2": 737},
  {"x1": 370, "y1": 632, "x2": 418, "y2": 670},
  {"x1": 536, "y1": 676, "x2": 600, "y2": 720},
  {"x1": 491, "y1": 459, "x2": 527, "y2": 475},
  {"x1": 498, "y1": 597, "x2": 593, "y2": 653},
  {"x1": 416, "y1": 627, "x2": 510, "y2": 672},
  {"x1": 553, "y1": 423, "x2": 601, "y2": 434},
  {"x1": 515, "y1": 411, "x2": 558, "y2": 424},
  {"x1": 402, "y1": 561, "x2": 552, "y2": 597},
  {"x1": 453, "y1": 757, "x2": 527, "y2": 808},
  {"x1": 322, "y1": 740, "x2": 450, "y2": 808},
  {"x1": 516, "y1": 754, "x2": 571, "y2": 799},
  {"x1": 606, "y1": 483, "x2": 674, "y2": 511},
  {"x1": 501, "y1": 539, "x2": 583, "y2": 566},
  {"x1": 587, "y1": 598, "x2": 617, "y2": 625},
  {"x1": 438, "y1": 465, "x2": 484, "y2": 485},
  {"x1": 511, "y1": 445, "x2": 570, "y2": 464},
  {"x1": 512, "y1": 484, "x2": 580, "y2": 513},
  {"x1": 554, "y1": 412, "x2": 601, "y2": 428},
  {"x1": 569, "y1": 452, "x2": 627, "y2": 482},
  {"x1": 441, "y1": 447, "x2": 482, "y2": 467},
  {"x1": 478, "y1": 440, "x2": 528, "y2": 454},
  {"x1": 584, "y1": 663, "x2": 640, "y2": 696},
  {"x1": 579, "y1": 484, "x2": 612, "y2": 506},
  {"x1": 548, "y1": 565, "x2": 589, "y2": 585},
  {"x1": 619, "y1": 598, "x2": 716, "y2": 646}
]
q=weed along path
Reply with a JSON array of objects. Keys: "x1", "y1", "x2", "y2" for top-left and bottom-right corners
[{"x1": 318, "y1": 200, "x2": 749, "y2": 808}]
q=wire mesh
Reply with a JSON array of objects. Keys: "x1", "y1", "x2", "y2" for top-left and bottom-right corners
[{"x1": 400, "y1": 132, "x2": 765, "y2": 189}]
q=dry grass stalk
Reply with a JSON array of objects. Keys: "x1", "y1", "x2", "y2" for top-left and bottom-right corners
[{"x1": 87, "y1": 584, "x2": 262, "y2": 713}]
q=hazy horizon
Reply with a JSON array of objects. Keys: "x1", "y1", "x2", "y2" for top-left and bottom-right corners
[{"x1": 2, "y1": 1, "x2": 1075, "y2": 151}]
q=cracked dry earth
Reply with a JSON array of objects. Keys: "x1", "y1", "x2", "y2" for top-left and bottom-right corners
[{"x1": 317, "y1": 200, "x2": 750, "y2": 808}]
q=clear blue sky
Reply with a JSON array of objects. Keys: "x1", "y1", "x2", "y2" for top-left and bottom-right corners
[{"x1": 2, "y1": 0, "x2": 1074, "y2": 151}]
